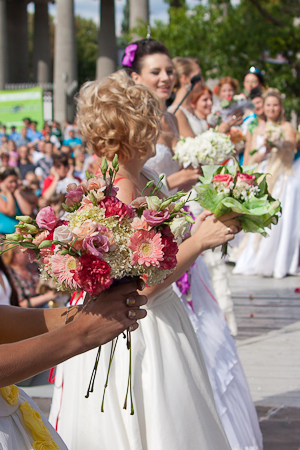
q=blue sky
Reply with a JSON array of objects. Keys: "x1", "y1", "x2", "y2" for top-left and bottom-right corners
[{"x1": 28, "y1": 0, "x2": 200, "y2": 36}]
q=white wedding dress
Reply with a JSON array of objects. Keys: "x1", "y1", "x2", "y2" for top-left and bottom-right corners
[
  {"x1": 146, "y1": 144, "x2": 263, "y2": 450},
  {"x1": 233, "y1": 133, "x2": 300, "y2": 278},
  {"x1": 50, "y1": 285, "x2": 230, "y2": 450}
]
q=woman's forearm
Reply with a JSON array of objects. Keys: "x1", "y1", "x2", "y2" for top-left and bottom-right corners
[
  {"x1": 0, "y1": 318, "x2": 87, "y2": 387},
  {"x1": 14, "y1": 190, "x2": 33, "y2": 215}
]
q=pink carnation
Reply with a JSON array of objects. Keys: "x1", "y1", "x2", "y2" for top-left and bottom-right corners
[
  {"x1": 100, "y1": 196, "x2": 134, "y2": 221},
  {"x1": 36, "y1": 206, "x2": 57, "y2": 231},
  {"x1": 32, "y1": 230, "x2": 50, "y2": 247},
  {"x1": 128, "y1": 229, "x2": 164, "y2": 267},
  {"x1": 160, "y1": 226, "x2": 178, "y2": 270}
]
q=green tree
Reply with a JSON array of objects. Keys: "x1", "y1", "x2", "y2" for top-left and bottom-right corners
[
  {"x1": 134, "y1": 0, "x2": 300, "y2": 117},
  {"x1": 75, "y1": 16, "x2": 98, "y2": 86}
]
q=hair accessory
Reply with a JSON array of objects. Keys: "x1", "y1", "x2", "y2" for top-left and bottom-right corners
[
  {"x1": 122, "y1": 44, "x2": 138, "y2": 67},
  {"x1": 249, "y1": 66, "x2": 263, "y2": 76}
]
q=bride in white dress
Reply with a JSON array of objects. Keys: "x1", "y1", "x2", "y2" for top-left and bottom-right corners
[
  {"x1": 49, "y1": 71, "x2": 243, "y2": 450},
  {"x1": 124, "y1": 41, "x2": 262, "y2": 450},
  {"x1": 233, "y1": 88, "x2": 299, "y2": 278}
]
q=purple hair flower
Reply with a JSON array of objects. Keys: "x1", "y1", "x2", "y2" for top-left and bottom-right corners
[{"x1": 122, "y1": 44, "x2": 138, "y2": 67}]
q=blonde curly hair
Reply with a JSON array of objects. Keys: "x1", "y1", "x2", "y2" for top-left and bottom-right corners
[{"x1": 76, "y1": 70, "x2": 162, "y2": 162}]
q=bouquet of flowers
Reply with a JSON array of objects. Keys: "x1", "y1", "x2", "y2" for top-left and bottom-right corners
[
  {"x1": 0, "y1": 155, "x2": 193, "y2": 414},
  {"x1": 173, "y1": 130, "x2": 235, "y2": 168},
  {"x1": 220, "y1": 93, "x2": 253, "y2": 122},
  {"x1": 194, "y1": 158, "x2": 282, "y2": 256},
  {"x1": 250, "y1": 121, "x2": 285, "y2": 156}
]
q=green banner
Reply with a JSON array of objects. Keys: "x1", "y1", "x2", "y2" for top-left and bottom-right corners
[{"x1": 0, "y1": 87, "x2": 44, "y2": 132}]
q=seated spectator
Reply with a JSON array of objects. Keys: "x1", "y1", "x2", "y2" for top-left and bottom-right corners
[
  {"x1": 1, "y1": 135, "x2": 8, "y2": 146},
  {"x1": 51, "y1": 121, "x2": 63, "y2": 142},
  {"x1": 63, "y1": 128, "x2": 82, "y2": 148},
  {"x1": 0, "y1": 152, "x2": 10, "y2": 172},
  {"x1": 61, "y1": 144, "x2": 72, "y2": 156},
  {"x1": 73, "y1": 147, "x2": 86, "y2": 180},
  {"x1": 2, "y1": 246, "x2": 57, "y2": 308},
  {"x1": 18, "y1": 145, "x2": 35, "y2": 179},
  {"x1": 16, "y1": 128, "x2": 30, "y2": 147},
  {"x1": 0, "y1": 255, "x2": 18, "y2": 306},
  {"x1": 25, "y1": 171, "x2": 40, "y2": 195},
  {"x1": 7, "y1": 140, "x2": 19, "y2": 168},
  {"x1": 43, "y1": 131, "x2": 61, "y2": 149},
  {"x1": 26, "y1": 121, "x2": 43, "y2": 143},
  {"x1": 0, "y1": 168, "x2": 33, "y2": 234},
  {"x1": 42, "y1": 153, "x2": 80, "y2": 199},
  {"x1": 30, "y1": 139, "x2": 45, "y2": 164},
  {"x1": 35, "y1": 141, "x2": 53, "y2": 183},
  {"x1": 8, "y1": 125, "x2": 20, "y2": 143},
  {"x1": 0, "y1": 125, "x2": 8, "y2": 138},
  {"x1": 46, "y1": 192, "x2": 66, "y2": 218}
]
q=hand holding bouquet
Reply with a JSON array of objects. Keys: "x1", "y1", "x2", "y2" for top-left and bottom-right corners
[
  {"x1": 220, "y1": 93, "x2": 253, "y2": 123},
  {"x1": 173, "y1": 130, "x2": 235, "y2": 168},
  {"x1": 0, "y1": 155, "x2": 194, "y2": 414},
  {"x1": 194, "y1": 159, "x2": 281, "y2": 256}
]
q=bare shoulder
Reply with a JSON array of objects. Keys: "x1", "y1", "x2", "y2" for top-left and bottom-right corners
[{"x1": 114, "y1": 177, "x2": 138, "y2": 204}]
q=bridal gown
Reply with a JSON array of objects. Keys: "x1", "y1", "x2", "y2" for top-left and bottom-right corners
[
  {"x1": 233, "y1": 130, "x2": 300, "y2": 278},
  {"x1": 50, "y1": 284, "x2": 231, "y2": 450},
  {"x1": 146, "y1": 142, "x2": 263, "y2": 450},
  {"x1": 49, "y1": 167, "x2": 231, "y2": 450}
]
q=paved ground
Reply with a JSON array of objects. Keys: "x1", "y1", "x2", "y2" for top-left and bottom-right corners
[
  {"x1": 20, "y1": 269, "x2": 300, "y2": 448},
  {"x1": 228, "y1": 266, "x2": 300, "y2": 449}
]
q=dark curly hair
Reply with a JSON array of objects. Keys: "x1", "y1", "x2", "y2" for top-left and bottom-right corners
[{"x1": 122, "y1": 39, "x2": 170, "y2": 76}]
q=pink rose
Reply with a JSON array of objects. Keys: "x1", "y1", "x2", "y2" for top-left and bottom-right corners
[
  {"x1": 212, "y1": 174, "x2": 234, "y2": 186},
  {"x1": 132, "y1": 216, "x2": 151, "y2": 231},
  {"x1": 36, "y1": 206, "x2": 57, "y2": 231},
  {"x1": 65, "y1": 186, "x2": 84, "y2": 203},
  {"x1": 227, "y1": 95, "x2": 233, "y2": 102},
  {"x1": 87, "y1": 177, "x2": 107, "y2": 192},
  {"x1": 236, "y1": 172, "x2": 256, "y2": 186},
  {"x1": 131, "y1": 197, "x2": 148, "y2": 209},
  {"x1": 143, "y1": 209, "x2": 170, "y2": 227},
  {"x1": 72, "y1": 220, "x2": 98, "y2": 239}
]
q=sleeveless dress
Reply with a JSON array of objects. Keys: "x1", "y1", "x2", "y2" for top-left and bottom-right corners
[
  {"x1": 233, "y1": 130, "x2": 300, "y2": 278},
  {"x1": 169, "y1": 105, "x2": 238, "y2": 335},
  {"x1": 0, "y1": 195, "x2": 21, "y2": 234},
  {"x1": 49, "y1": 168, "x2": 231, "y2": 450},
  {"x1": 147, "y1": 144, "x2": 263, "y2": 450},
  {"x1": 0, "y1": 384, "x2": 67, "y2": 449}
]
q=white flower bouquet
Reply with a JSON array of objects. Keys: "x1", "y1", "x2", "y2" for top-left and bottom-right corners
[{"x1": 173, "y1": 130, "x2": 235, "y2": 168}]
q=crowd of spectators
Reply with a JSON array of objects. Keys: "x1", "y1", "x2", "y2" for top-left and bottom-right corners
[{"x1": 0, "y1": 117, "x2": 101, "y2": 308}]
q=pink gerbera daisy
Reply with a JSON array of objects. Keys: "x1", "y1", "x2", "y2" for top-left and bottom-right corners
[
  {"x1": 51, "y1": 253, "x2": 79, "y2": 289},
  {"x1": 128, "y1": 230, "x2": 164, "y2": 267}
]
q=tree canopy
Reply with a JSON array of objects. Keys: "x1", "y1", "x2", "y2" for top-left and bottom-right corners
[{"x1": 133, "y1": 0, "x2": 300, "y2": 117}]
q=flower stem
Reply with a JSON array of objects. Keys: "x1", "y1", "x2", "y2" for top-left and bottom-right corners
[
  {"x1": 123, "y1": 330, "x2": 134, "y2": 414},
  {"x1": 101, "y1": 336, "x2": 119, "y2": 412},
  {"x1": 221, "y1": 243, "x2": 228, "y2": 258},
  {"x1": 85, "y1": 346, "x2": 101, "y2": 398}
]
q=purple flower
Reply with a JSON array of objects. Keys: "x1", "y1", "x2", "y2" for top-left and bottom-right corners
[
  {"x1": 65, "y1": 186, "x2": 84, "y2": 203},
  {"x1": 122, "y1": 44, "x2": 138, "y2": 67},
  {"x1": 143, "y1": 209, "x2": 170, "y2": 227},
  {"x1": 82, "y1": 234, "x2": 110, "y2": 259}
]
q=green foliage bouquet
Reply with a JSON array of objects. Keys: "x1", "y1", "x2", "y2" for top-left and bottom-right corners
[{"x1": 194, "y1": 159, "x2": 282, "y2": 256}]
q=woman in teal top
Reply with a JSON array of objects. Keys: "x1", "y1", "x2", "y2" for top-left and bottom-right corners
[{"x1": 0, "y1": 169, "x2": 33, "y2": 234}]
